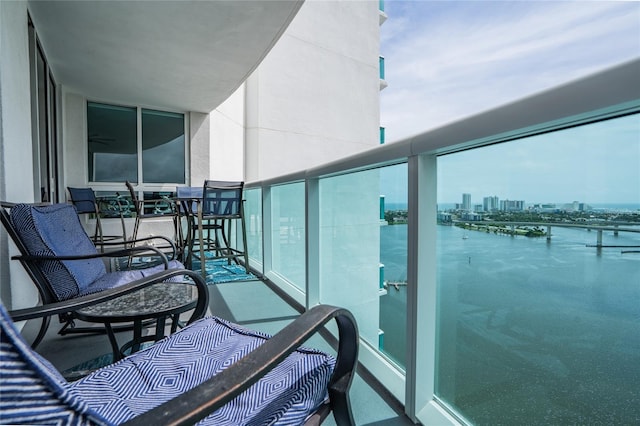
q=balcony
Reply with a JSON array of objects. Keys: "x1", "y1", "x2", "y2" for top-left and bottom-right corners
[
  {"x1": 8, "y1": 59, "x2": 640, "y2": 425},
  {"x1": 380, "y1": 56, "x2": 388, "y2": 90},
  {"x1": 379, "y1": 0, "x2": 388, "y2": 25}
]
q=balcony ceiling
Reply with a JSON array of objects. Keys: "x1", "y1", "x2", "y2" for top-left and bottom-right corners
[{"x1": 28, "y1": 0, "x2": 303, "y2": 113}]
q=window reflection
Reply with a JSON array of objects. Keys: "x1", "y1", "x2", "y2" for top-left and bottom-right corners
[
  {"x1": 87, "y1": 102, "x2": 137, "y2": 183},
  {"x1": 142, "y1": 109, "x2": 185, "y2": 184},
  {"x1": 87, "y1": 104, "x2": 186, "y2": 184}
]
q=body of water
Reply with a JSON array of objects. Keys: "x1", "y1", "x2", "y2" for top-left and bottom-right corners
[{"x1": 379, "y1": 221, "x2": 640, "y2": 424}]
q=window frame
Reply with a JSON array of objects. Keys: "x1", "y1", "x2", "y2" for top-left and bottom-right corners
[{"x1": 85, "y1": 101, "x2": 190, "y2": 198}]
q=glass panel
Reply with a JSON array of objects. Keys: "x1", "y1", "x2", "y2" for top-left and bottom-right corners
[
  {"x1": 87, "y1": 102, "x2": 137, "y2": 183},
  {"x1": 245, "y1": 188, "x2": 263, "y2": 266},
  {"x1": 435, "y1": 113, "x2": 640, "y2": 424},
  {"x1": 142, "y1": 109, "x2": 185, "y2": 184},
  {"x1": 271, "y1": 183, "x2": 305, "y2": 289},
  {"x1": 379, "y1": 163, "x2": 408, "y2": 368},
  {"x1": 319, "y1": 169, "x2": 382, "y2": 351}
]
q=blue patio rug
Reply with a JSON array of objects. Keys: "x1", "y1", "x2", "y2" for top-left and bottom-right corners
[
  {"x1": 191, "y1": 256, "x2": 256, "y2": 285},
  {"x1": 112, "y1": 255, "x2": 256, "y2": 284}
]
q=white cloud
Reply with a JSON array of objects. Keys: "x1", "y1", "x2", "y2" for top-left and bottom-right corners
[{"x1": 381, "y1": 1, "x2": 640, "y2": 142}]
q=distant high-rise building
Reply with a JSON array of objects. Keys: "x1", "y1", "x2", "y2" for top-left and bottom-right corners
[
  {"x1": 462, "y1": 193, "x2": 471, "y2": 211},
  {"x1": 500, "y1": 199, "x2": 525, "y2": 212},
  {"x1": 483, "y1": 196, "x2": 499, "y2": 211}
]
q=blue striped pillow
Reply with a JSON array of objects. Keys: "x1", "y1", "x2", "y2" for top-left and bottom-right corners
[{"x1": 11, "y1": 203, "x2": 106, "y2": 300}]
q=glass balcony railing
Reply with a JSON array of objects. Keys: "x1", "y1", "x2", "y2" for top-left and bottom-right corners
[
  {"x1": 379, "y1": 56, "x2": 385, "y2": 81},
  {"x1": 243, "y1": 60, "x2": 640, "y2": 425},
  {"x1": 435, "y1": 113, "x2": 640, "y2": 424},
  {"x1": 270, "y1": 182, "x2": 306, "y2": 290},
  {"x1": 245, "y1": 187, "x2": 263, "y2": 267}
]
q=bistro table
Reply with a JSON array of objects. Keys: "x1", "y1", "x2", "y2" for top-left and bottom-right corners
[
  {"x1": 75, "y1": 281, "x2": 199, "y2": 361},
  {"x1": 173, "y1": 187, "x2": 204, "y2": 270}
]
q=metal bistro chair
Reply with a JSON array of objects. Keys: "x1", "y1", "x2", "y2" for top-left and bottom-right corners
[
  {"x1": 187, "y1": 181, "x2": 249, "y2": 278},
  {"x1": 125, "y1": 181, "x2": 181, "y2": 259},
  {"x1": 67, "y1": 187, "x2": 128, "y2": 251}
]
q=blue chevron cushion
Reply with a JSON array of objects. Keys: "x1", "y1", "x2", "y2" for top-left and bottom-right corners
[
  {"x1": 11, "y1": 203, "x2": 106, "y2": 301},
  {"x1": 11, "y1": 203, "x2": 184, "y2": 301},
  {"x1": 70, "y1": 316, "x2": 336, "y2": 425},
  {"x1": 0, "y1": 300, "x2": 110, "y2": 425},
  {"x1": 0, "y1": 299, "x2": 335, "y2": 425}
]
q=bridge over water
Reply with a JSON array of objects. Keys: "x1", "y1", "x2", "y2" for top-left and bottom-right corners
[{"x1": 455, "y1": 220, "x2": 640, "y2": 249}]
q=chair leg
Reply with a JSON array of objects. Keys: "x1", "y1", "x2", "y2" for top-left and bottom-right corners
[
  {"x1": 173, "y1": 215, "x2": 184, "y2": 262},
  {"x1": 186, "y1": 221, "x2": 195, "y2": 269},
  {"x1": 30, "y1": 315, "x2": 51, "y2": 350},
  {"x1": 240, "y1": 213, "x2": 249, "y2": 274},
  {"x1": 127, "y1": 218, "x2": 141, "y2": 267},
  {"x1": 119, "y1": 211, "x2": 128, "y2": 247},
  {"x1": 222, "y1": 219, "x2": 233, "y2": 265},
  {"x1": 94, "y1": 215, "x2": 106, "y2": 252},
  {"x1": 197, "y1": 212, "x2": 206, "y2": 279}
]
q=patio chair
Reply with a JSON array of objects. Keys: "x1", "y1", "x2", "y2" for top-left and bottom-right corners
[
  {"x1": 67, "y1": 187, "x2": 128, "y2": 250},
  {"x1": 0, "y1": 294, "x2": 358, "y2": 425},
  {"x1": 125, "y1": 181, "x2": 179, "y2": 247},
  {"x1": 187, "y1": 180, "x2": 249, "y2": 277},
  {"x1": 0, "y1": 201, "x2": 207, "y2": 349}
]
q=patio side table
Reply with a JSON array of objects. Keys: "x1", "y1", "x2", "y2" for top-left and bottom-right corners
[{"x1": 75, "y1": 282, "x2": 199, "y2": 361}]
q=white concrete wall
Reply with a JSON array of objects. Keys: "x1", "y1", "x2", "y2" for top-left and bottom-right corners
[
  {"x1": 209, "y1": 85, "x2": 245, "y2": 181},
  {"x1": 63, "y1": 91, "x2": 86, "y2": 186},
  {"x1": 244, "y1": 0, "x2": 381, "y2": 182},
  {"x1": 189, "y1": 111, "x2": 210, "y2": 186},
  {"x1": 0, "y1": 1, "x2": 40, "y2": 309}
]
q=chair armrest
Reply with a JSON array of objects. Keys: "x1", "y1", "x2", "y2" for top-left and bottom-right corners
[
  {"x1": 13, "y1": 245, "x2": 171, "y2": 269},
  {"x1": 98, "y1": 235, "x2": 178, "y2": 260},
  {"x1": 122, "y1": 305, "x2": 358, "y2": 426},
  {"x1": 8, "y1": 269, "x2": 209, "y2": 325}
]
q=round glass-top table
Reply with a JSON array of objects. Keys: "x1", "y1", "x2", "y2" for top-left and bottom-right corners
[{"x1": 75, "y1": 282, "x2": 199, "y2": 361}]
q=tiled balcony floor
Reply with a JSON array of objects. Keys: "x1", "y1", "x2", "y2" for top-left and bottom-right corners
[{"x1": 24, "y1": 277, "x2": 414, "y2": 425}]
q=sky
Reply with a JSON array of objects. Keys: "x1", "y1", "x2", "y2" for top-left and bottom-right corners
[{"x1": 379, "y1": 1, "x2": 640, "y2": 205}]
